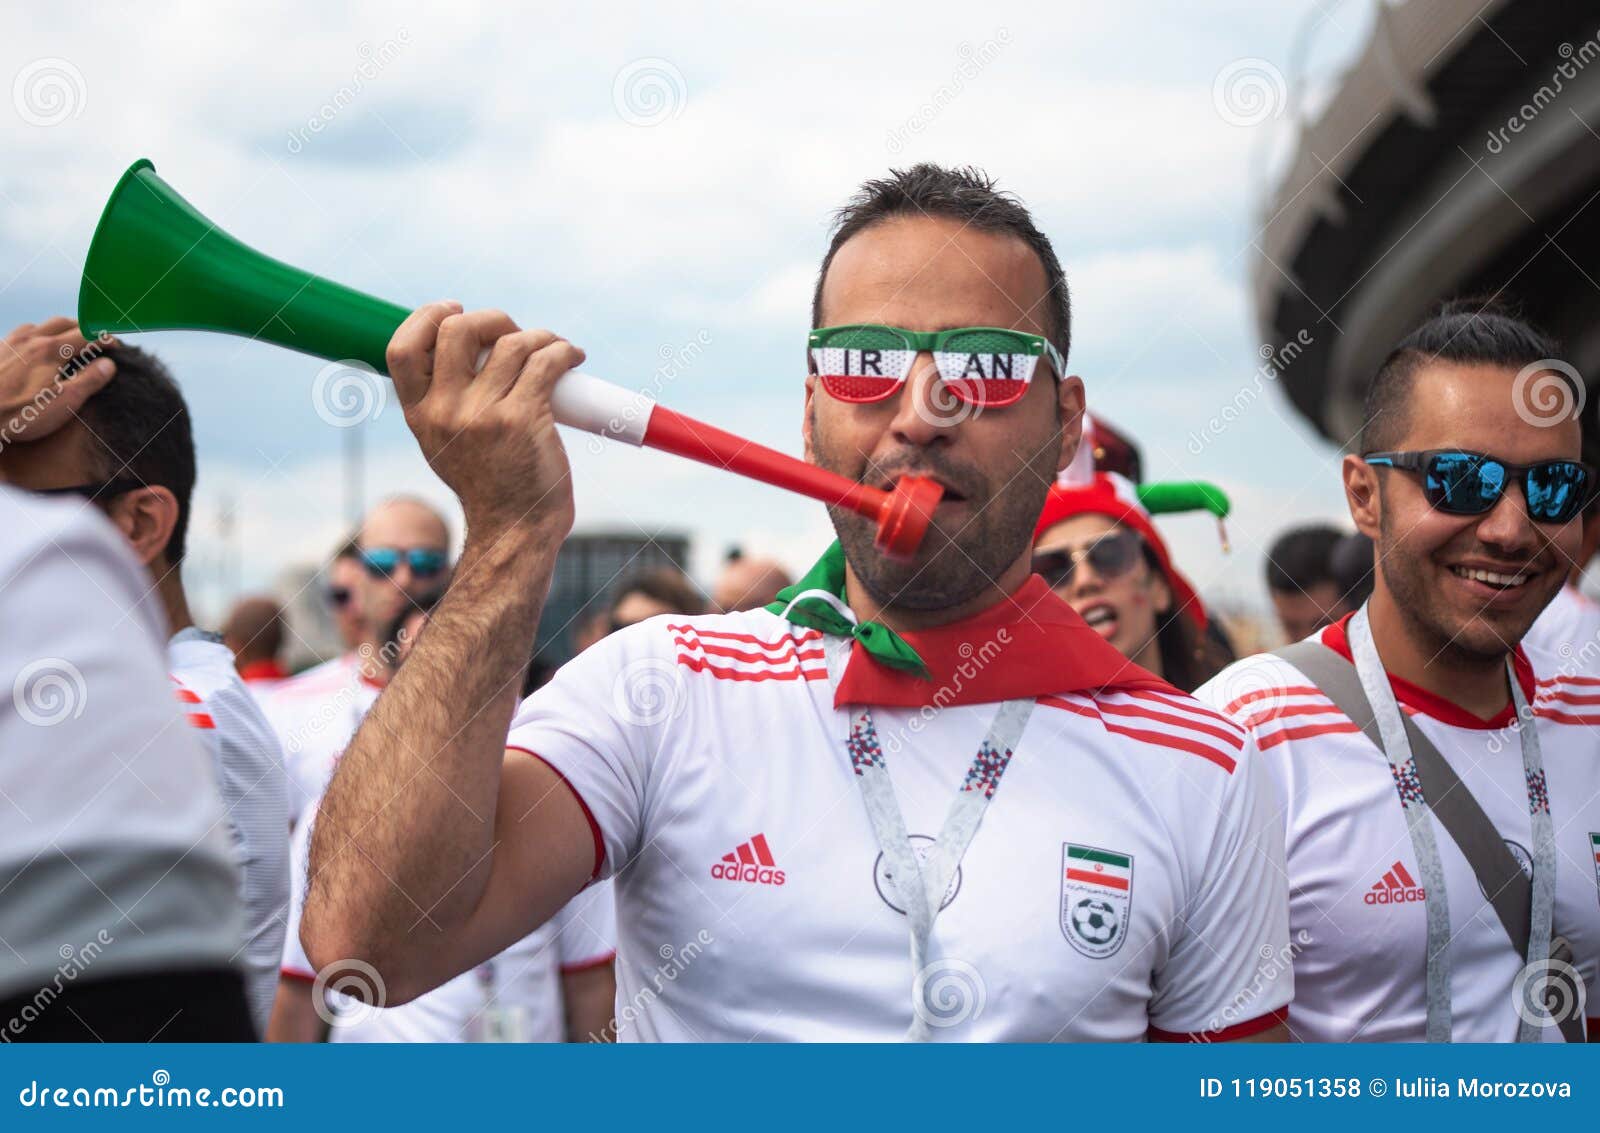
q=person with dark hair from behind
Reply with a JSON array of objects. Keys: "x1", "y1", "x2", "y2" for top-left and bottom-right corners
[
  {"x1": 1197, "y1": 298, "x2": 1600, "y2": 1041},
  {"x1": 0, "y1": 324, "x2": 251, "y2": 1040},
  {"x1": 1264, "y1": 524, "x2": 1349, "y2": 643},
  {"x1": 1328, "y1": 531, "x2": 1376, "y2": 612},
  {"x1": 572, "y1": 565, "x2": 706, "y2": 653},
  {"x1": 223, "y1": 595, "x2": 289, "y2": 692},
  {"x1": 0, "y1": 319, "x2": 289, "y2": 1039}
]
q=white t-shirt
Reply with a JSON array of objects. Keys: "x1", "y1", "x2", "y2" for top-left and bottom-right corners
[
  {"x1": 279, "y1": 799, "x2": 616, "y2": 1042},
  {"x1": 261, "y1": 652, "x2": 381, "y2": 824},
  {"x1": 168, "y1": 629, "x2": 291, "y2": 1038},
  {"x1": 506, "y1": 594, "x2": 1291, "y2": 1042},
  {"x1": 0, "y1": 488, "x2": 241, "y2": 1001},
  {"x1": 1195, "y1": 615, "x2": 1600, "y2": 1042},
  {"x1": 1523, "y1": 583, "x2": 1600, "y2": 661}
]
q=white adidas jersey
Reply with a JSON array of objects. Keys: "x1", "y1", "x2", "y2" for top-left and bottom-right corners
[
  {"x1": 1195, "y1": 617, "x2": 1600, "y2": 1042},
  {"x1": 506, "y1": 608, "x2": 1290, "y2": 1042},
  {"x1": 168, "y1": 630, "x2": 290, "y2": 1040},
  {"x1": 1523, "y1": 583, "x2": 1600, "y2": 661},
  {"x1": 261, "y1": 652, "x2": 381, "y2": 824}
]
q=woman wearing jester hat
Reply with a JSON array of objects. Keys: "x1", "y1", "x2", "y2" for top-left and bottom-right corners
[{"x1": 1034, "y1": 456, "x2": 1233, "y2": 693}]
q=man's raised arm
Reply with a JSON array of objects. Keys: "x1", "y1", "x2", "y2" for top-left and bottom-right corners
[{"x1": 301, "y1": 303, "x2": 596, "y2": 1003}]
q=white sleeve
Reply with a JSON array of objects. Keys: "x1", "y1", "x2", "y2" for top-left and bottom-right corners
[
  {"x1": 505, "y1": 621, "x2": 677, "y2": 880},
  {"x1": 553, "y1": 878, "x2": 617, "y2": 972},
  {"x1": 279, "y1": 799, "x2": 318, "y2": 982},
  {"x1": 1146, "y1": 734, "x2": 1293, "y2": 1040}
]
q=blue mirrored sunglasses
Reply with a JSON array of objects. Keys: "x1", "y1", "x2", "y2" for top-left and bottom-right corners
[{"x1": 359, "y1": 547, "x2": 448, "y2": 579}]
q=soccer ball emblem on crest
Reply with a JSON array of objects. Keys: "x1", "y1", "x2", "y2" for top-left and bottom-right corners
[{"x1": 1071, "y1": 897, "x2": 1119, "y2": 946}]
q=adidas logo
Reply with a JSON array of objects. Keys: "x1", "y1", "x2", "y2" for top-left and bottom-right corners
[
  {"x1": 710, "y1": 833, "x2": 786, "y2": 886},
  {"x1": 1364, "y1": 860, "x2": 1426, "y2": 905}
]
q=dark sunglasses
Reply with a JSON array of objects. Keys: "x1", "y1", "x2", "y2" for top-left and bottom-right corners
[
  {"x1": 326, "y1": 585, "x2": 354, "y2": 609},
  {"x1": 1364, "y1": 450, "x2": 1596, "y2": 525},
  {"x1": 359, "y1": 547, "x2": 448, "y2": 579},
  {"x1": 1032, "y1": 529, "x2": 1144, "y2": 589},
  {"x1": 31, "y1": 478, "x2": 146, "y2": 503}
]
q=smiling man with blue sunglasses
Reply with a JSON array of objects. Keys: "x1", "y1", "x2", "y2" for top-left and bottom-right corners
[{"x1": 1198, "y1": 300, "x2": 1600, "y2": 1042}]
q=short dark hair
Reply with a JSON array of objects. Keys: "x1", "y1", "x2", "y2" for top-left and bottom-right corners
[
  {"x1": 608, "y1": 566, "x2": 705, "y2": 618},
  {"x1": 76, "y1": 343, "x2": 196, "y2": 564},
  {"x1": 1264, "y1": 524, "x2": 1343, "y2": 594},
  {"x1": 811, "y1": 164, "x2": 1071, "y2": 365},
  {"x1": 1359, "y1": 298, "x2": 1565, "y2": 453}
]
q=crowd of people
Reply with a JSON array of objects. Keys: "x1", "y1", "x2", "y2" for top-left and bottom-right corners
[{"x1": 2, "y1": 163, "x2": 1596, "y2": 1043}]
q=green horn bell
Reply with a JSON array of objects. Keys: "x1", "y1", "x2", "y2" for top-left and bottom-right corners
[{"x1": 78, "y1": 158, "x2": 409, "y2": 373}]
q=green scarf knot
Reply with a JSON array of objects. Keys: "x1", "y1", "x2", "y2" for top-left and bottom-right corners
[{"x1": 764, "y1": 541, "x2": 929, "y2": 678}]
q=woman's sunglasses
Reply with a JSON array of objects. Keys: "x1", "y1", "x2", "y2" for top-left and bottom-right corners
[
  {"x1": 1032, "y1": 529, "x2": 1145, "y2": 589},
  {"x1": 1363, "y1": 450, "x2": 1596, "y2": 525},
  {"x1": 808, "y1": 324, "x2": 1064, "y2": 408},
  {"x1": 358, "y1": 547, "x2": 448, "y2": 579}
]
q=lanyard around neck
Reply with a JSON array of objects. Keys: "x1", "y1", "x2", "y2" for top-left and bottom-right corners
[
  {"x1": 1347, "y1": 606, "x2": 1555, "y2": 1042},
  {"x1": 822, "y1": 636, "x2": 1032, "y2": 1041}
]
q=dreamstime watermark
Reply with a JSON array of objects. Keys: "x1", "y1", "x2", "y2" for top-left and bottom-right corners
[
  {"x1": 12, "y1": 58, "x2": 86, "y2": 127},
  {"x1": 311, "y1": 957, "x2": 388, "y2": 1028},
  {"x1": 0, "y1": 930, "x2": 113, "y2": 1042},
  {"x1": 13, "y1": 658, "x2": 87, "y2": 727},
  {"x1": 611, "y1": 657, "x2": 689, "y2": 727},
  {"x1": 913, "y1": 956, "x2": 986, "y2": 1029},
  {"x1": 1510, "y1": 358, "x2": 1584, "y2": 428},
  {"x1": 879, "y1": 628, "x2": 1012, "y2": 755},
  {"x1": 1485, "y1": 30, "x2": 1600, "y2": 155},
  {"x1": 17, "y1": 1071, "x2": 283, "y2": 1109},
  {"x1": 885, "y1": 30, "x2": 1011, "y2": 154},
  {"x1": 591, "y1": 929, "x2": 714, "y2": 1040},
  {"x1": 612, "y1": 58, "x2": 687, "y2": 127},
  {"x1": 1511, "y1": 955, "x2": 1586, "y2": 1032},
  {"x1": 286, "y1": 31, "x2": 412, "y2": 154},
  {"x1": 1186, "y1": 329, "x2": 1314, "y2": 454},
  {"x1": 1193, "y1": 928, "x2": 1311, "y2": 1042},
  {"x1": 1212, "y1": 57, "x2": 1286, "y2": 127},
  {"x1": 585, "y1": 331, "x2": 712, "y2": 456},
  {"x1": 312, "y1": 359, "x2": 387, "y2": 428},
  {"x1": 0, "y1": 333, "x2": 113, "y2": 453}
]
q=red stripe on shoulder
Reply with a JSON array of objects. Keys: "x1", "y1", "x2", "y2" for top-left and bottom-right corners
[
  {"x1": 1256, "y1": 720, "x2": 1361, "y2": 750},
  {"x1": 1100, "y1": 721, "x2": 1237, "y2": 773},
  {"x1": 1533, "y1": 706, "x2": 1600, "y2": 726},
  {"x1": 186, "y1": 711, "x2": 216, "y2": 729},
  {"x1": 1099, "y1": 693, "x2": 1244, "y2": 750},
  {"x1": 675, "y1": 654, "x2": 827, "y2": 682},
  {"x1": 1149, "y1": 1005, "x2": 1287, "y2": 1043},
  {"x1": 1223, "y1": 684, "x2": 1324, "y2": 715},
  {"x1": 1537, "y1": 673, "x2": 1600, "y2": 687},
  {"x1": 1242, "y1": 700, "x2": 1340, "y2": 729}
]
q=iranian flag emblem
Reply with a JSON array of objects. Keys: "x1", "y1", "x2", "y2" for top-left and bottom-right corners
[
  {"x1": 1061, "y1": 843, "x2": 1134, "y2": 958},
  {"x1": 1591, "y1": 833, "x2": 1600, "y2": 907}
]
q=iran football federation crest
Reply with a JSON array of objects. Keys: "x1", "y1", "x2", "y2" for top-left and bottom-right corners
[
  {"x1": 1591, "y1": 833, "x2": 1600, "y2": 907},
  {"x1": 1061, "y1": 843, "x2": 1132, "y2": 958}
]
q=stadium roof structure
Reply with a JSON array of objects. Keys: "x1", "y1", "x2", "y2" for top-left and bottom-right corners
[{"x1": 1253, "y1": 0, "x2": 1600, "y2": 447}]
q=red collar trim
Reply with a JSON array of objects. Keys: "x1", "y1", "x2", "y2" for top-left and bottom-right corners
[
  {"x1": 238, "y1": 659, "x2": 288, "y2": 682},
  {"x1": 1318, "y1": 613, "x2": 1535, "y2": 729},
  {"x1": 834, "y1": 575, "x2": 1176, "y2": 709}
]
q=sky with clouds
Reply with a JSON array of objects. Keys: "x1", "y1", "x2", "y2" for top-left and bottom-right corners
[{"x1": 2, "y1": 0, "x2": 1379, "y2": 623}]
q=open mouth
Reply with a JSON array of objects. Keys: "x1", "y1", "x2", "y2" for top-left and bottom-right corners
[
  {"x1": 1449, "y1": 564, "x2": 1532, "y2": 591},
  {"x1": 1078, "y1": 601, "x2": 1119, "y2": 638}
]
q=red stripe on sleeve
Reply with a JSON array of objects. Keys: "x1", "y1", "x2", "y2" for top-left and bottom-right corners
[
  {"x1": 1148, "y1": 1005, "x2": 1287, "y2": 1043},
  {"x1": 505, "y1": 746, "x2": 605, "y2": 882}
]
